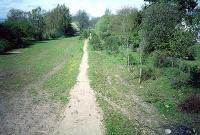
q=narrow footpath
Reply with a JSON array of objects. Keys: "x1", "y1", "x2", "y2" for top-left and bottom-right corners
[{"x1": 56, "y1": 39, "x2": 104, "y2": 135}]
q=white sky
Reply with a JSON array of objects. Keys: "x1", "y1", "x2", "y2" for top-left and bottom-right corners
[{"x1": 0, "y1": 0, "x2": 145, "y2": 18}]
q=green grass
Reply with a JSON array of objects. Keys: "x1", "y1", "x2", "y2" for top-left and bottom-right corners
[
  {"x1": 88, "y1": 47, "x2": 143, "y2": 134},
  {"x1": 42, "y1": 50, "x2": 82, "y2": 104},
  {"x1": 89, "y1": 44, "x2": 200, "y2": 134},
  {"x1": 0, "y1": 37, "x2": 83, "y2": 103},
  {"x1": 130, "y1": 48, "x2": 200, "y2": 131},
  {"x1": 97, "y1": 96, "x2": 140, "y2": 135}
]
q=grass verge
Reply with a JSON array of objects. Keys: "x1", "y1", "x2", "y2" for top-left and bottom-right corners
[
  {"x1": 89, "y1": 43, "x2": 200, "y2": 134},
  {"x1": 88, "y1": 47, "x2": 143, "y2": 134}
]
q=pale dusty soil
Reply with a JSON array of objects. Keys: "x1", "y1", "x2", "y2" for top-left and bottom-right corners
[
  {"x1": 55, "y1": 39, "x2": 104, "y2": 135},
  {"x1": 0, "y1": 61, "x2": 66, "y2": 135}
]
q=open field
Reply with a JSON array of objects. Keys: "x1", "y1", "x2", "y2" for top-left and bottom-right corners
[{"x1": 0, "y1": 37, "x2": 83, "y2": 134}]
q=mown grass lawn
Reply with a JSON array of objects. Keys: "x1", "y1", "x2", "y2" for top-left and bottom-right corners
[{"x1": 0, "y1": 37, "x2": 83, "y2": 103}]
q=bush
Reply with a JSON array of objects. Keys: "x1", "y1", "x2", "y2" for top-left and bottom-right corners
[
  {"x1": 79, "y1": 29, "x2": 90, "y2": 39},
  {"x1": 153, "y1": 51, "x2": 179, "y2": 67},
  {"x1": 128, "y1": 53, "x2": 139, "y2": 65},
  {"x1": 103, "y1": 35, "x2": 121, "y2": 53},
  {"x1": 0, "y1": 39, "x2": 9, "y2": 53},
  {"x1": 50, "y1": 32, "x2": 60, "y2": 39},
  {"x1": 178, "y1": 63, "x2": 200, "y2": 87},
  {"x1": 45, "y1": 29, "x2": 60, "y2": 39},
  {"x1": 169, "y1": 72, "x2": 189, "y2": 88},
  {"x1": 89, "y1": 32, "x2": 102, "y2": 50},
  {"x1": 140, "y1": 66, "x2": 156, "y2": 81}
]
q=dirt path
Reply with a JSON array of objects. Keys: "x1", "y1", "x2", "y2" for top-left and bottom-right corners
[{"x1": 56, "y1": 39, "x2": 104, "y2": 135}]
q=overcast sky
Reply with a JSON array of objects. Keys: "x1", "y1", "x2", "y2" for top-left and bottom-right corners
[{"x1": 0, "y1": 0, "x2": 145, "y2": 18}]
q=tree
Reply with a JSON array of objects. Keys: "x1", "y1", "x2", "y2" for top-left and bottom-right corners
[
  {"x1": 29, "y1": 7, "x2": 45, "y2": 40},
  {"x1": 112, "y1": 7, "x2": 142, "y2": 70},
  {"x1": 89, "y1": 17, "x2": 100, "y2": 28},
  {"x1": 192, "y1": 7, "x2": 200, "y2": 26},
  {"x1": 95, "y1": 12, "x2": 111, "y2": 40},
  {"x1": 74, "y1": 10, "x2": 89, "y2": 31},
  {"x1": 5, "y1": 9, "x2": 31, "y2": 46},
  {"x1": 44, "y1": 4, "x2": 72, "y2": 38},
  {"x1": 144, "y1": 0, "x2": 198, "y2": 13},
  {"x1": 141, "y1": 3, "x2": 181, "y2": 53}
]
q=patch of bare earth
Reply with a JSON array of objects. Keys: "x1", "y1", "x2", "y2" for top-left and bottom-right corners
[
  {"x1": 55, "y1": 40, "x2": 104, "y2": 135},
  {"x1": 0, "y1": 61, "x2": 66, "y2": 135}
]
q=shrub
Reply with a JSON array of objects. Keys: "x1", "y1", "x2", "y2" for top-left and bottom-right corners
[
  {"x1": 128, "y1": 53, "x2": 139, "y2": 65},
  {"x1": 140, "y1": 66, "x2": 156, "y2": 81},
  {"x1": 104, "y1": 35, "x2": 121, "y2": 53},
  {"x1": 178, "y1": 63, "x2": 200, "y2": 87},
  {"x1": 169, "y1": 72, "x2": 189, "y2": 88},
  {"x1": 47, "y1": 29, "x2": 60, "y2": 39},
  {"x1": 89, "y1": 32, "x2": 102, "y2": 50},
  {"x1": 79, "y1": 29, "x2": 90, "y2": 39},
  {"x1": 178, "y1": 93, "x2": 200, "y2": 113},
  {"x1": 153, "y1": 51, "x2": 179, "y2": 67},
  {"x1": 0, "y1": 39, "x2": 9, "y2": 53}
]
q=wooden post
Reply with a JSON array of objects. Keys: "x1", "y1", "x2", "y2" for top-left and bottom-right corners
[{"x1": 139, "y1": 45, "x2": 142, "y2": 84}]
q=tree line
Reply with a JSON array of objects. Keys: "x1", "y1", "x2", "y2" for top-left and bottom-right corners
[
  {"x1": 89, "y1": 0, "x2": 200, "y2": 88},
  {"x1": 0, "y1": 5, "x2": 93, "y2": 53}
]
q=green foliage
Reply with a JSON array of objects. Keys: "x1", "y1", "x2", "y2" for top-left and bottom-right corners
[
  {"x1": 6, "y1": 9, "x2": 31, "y2": 38},
  {"x1": 0, "y1": 5, "x2": 74, "y2": 52},
  {"x1": 79, "y1": 29, "x2": 90, "y2": 39},
  {"x1": 192, "y1": 8, "x2": 200, "y2": 25},
  {"x1": 153, "y1": 51, "x2": 179, "y2": 67},
  {"x1": 141, "y1": 3, "x2": 181, "y2": 53},
  {"x1": 103, "y1": 35, "x2": 121, "y2": 53},
  {"x1": 4, "y1": 9, "x2": 31, "y2": 48},
  {"x1": 169, "y1": 29, "x2": 195, "y2": 58},
  {"x1": 169, "y1": 70, "x2": 190, "y2": 88},
  {"x1": 144, "y1": 0, "x2": 198, "y2": 13},
  {"x1": 140, "y1": 66, "x2": 156, "y2": 81},
  {"x1": 89, "y1": 32, "x2": 102, "y2": 50},
  {"x1": 44, "y1": 4, "x2": 72, "y2": 38},
  {"x1": 95, "y1": 14, "x2": 111, "y2": 38},
  {"x1": 116, "y1": 7, "x2": 141, "y2": 34},
  {"x1": 29, "y1": 7, "x2": 45, "y2": 40},
  {"x1": 93, "y1": 7, "x2": 141, "y2": 55}
]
